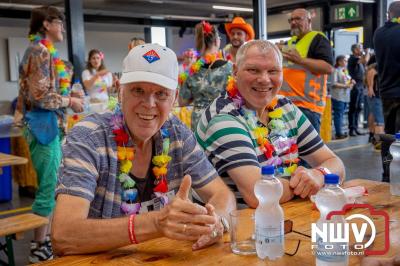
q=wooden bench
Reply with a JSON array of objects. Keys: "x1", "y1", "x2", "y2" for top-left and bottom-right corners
[{"x1": 0, "y1": 213, "x2": 48, "y2": 266}]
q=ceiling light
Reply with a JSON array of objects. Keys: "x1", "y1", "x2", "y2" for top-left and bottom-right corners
[{"x1": 212, "y1": 5, "x2": 253, "y2": 12}]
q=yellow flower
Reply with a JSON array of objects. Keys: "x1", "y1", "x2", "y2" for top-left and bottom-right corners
[
  {"x1": 152, "y1": 155, "x2": 172, "y2": 167},
  {"x1": 287, "y1": 164, "x2": 298, "y2": 174},
  {"x1": 253, "y1": 127, "x2": 268, "y2": 139},
  {"x1": 269, "y1": 108, "x2": 283, "y2": 119},
  {"x1": 120, "y1": 160, "x2": 132, "y2": 173}
]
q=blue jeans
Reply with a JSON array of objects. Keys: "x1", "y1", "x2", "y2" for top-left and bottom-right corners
[
  {"x1": 367, "y1": 96, "x2": 384, "y2": 125},
  {"x1": 299, "y1": 107, "x2": 321, "y2": 134},
  {"x1": 332, "y1": 99, "x2": 348, "y2": 136}
]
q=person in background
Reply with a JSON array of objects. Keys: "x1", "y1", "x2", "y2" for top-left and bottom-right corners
[
  {"x1": 365, "y1": 54, "x2": 384, "y2": 149},
  {"x1": 52, "y1": 43, "x2": 235, "y2": 255},
  {"x1": 179, "y1": 21, "x2": 232, "y2": 130},
  {"x1": 224, "y1": 16, "x2": 255, "y2": 63},
  {"x1": 331, "y1": 55, "x2": 354, "y2": 139},
  {"x1": 128, "y1": 37, "x2": 145, "y2": 51},
  {"x1": 178, "y1": 48, "x2": 197, "y2": 75},
  {"x1": 278, "y1": 8, "x2": 334, "y2": 133},
  {"x1": 13, "y1": 5, "x2": 83, "y2": 262},
  {"x1": 373, "y1": 1, "x2": 400, "y2": 182},
  {"x1": 82, "y1": 49, "x2": 114, "y2": 105},
  {"x1": 196, "y1": 40, "x2": 345, "y2": 208},
  {"x1": 347, "y1": 43, "x2": 370, "y2": 136}
]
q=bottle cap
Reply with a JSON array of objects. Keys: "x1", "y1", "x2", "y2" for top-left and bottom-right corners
[
  {"x1": 324, "y1": 174, "x2": 340, "y2": 185},
  {"x1": 74, "y1": 78, "x2": 81, "y2": 84},
  {"x1": 261, "y1": 165, "x2": 275, "y2": 175},
  {"x1": 395, "y1": 132, "x2": 400, "y2": 140}
]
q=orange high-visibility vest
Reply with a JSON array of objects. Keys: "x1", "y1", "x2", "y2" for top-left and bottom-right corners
[{"x1": 279, "y1": 31, "x2": 328, "y2": 115}]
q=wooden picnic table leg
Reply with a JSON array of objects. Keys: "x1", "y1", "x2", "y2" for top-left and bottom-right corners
[{"x1": 5, "y1": 235, "x2": 15, "y2": 266}]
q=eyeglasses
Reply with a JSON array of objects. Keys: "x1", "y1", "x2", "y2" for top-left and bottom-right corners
[
  {"x1": 283, "y1": 219, "x2": 311, "y2": 256},
  {"x1": 288, "y1": 16, "x2": 305, "y2": 23},
  {"x1": 51, "y1": 19, "x2": 64, "y2": 28},
  {"x1": 129, "y1": 87, "x2": 173, "y2": 102}
]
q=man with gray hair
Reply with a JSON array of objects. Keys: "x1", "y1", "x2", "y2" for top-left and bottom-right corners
[
  {"x1": 373, "y1": 1, "x2": 400, "y2": 182},
  {"x1": 196, "y1": 40, "x2": 345, "y2": 208},
  {"x1": 279, "y1": 8, "x2": 334, "y2": 133}
]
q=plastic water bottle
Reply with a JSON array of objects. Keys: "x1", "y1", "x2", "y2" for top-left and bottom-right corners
[
  {"x1": 254, "y1": 165, "x2": 284, "y2": 260},
  {"x1": 71, "y1": 79, "x2": 90, "y2": 113},
  {"x1": 314, "y1": 174, "x2": 348, "y2": 266},
  {"x1": 390, "y1": 132, "x2": 400, "y2": 196}
]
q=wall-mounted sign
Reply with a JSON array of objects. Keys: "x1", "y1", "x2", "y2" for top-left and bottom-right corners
[{"x1": 331, "y1": 3, "x2": 362, "y2": 23}]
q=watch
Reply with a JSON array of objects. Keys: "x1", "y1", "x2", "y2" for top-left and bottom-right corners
[
  {"x1": 316, "y1": 167, "x2": 331, "y2": 176},
  {"x1": 220, "y1": 216, "x2": 230, "y2": 233}
]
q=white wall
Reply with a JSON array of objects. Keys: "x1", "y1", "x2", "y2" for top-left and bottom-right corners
[{"x1": 0, "y1": 19, "x2": 145, "y2": 102}]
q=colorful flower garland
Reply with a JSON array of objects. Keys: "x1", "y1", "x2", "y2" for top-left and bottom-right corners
[
  {"x1": 111, "y1": 105, "x2": 172, "y2": 215},
  {"x1": 391, "y1": 17, "x2": 400, "y2": 23},
  {"x1": 29, "y1": 34, "x2": 71, "y2": 96},
  {"x1": 226, "y1": 76, "x2": 299, "y2": 176},
  {"x1": 178, "y1": 51, "x2": 223, "y2": 87}
]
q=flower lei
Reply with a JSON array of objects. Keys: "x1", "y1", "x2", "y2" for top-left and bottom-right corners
[
  {"x1": 391, "y1": 17, "x2": 400, "y2": 23},
  {"x1": 178, "y1": 51, "x2": 223, "y2": 86},
  {"x1": 28, "y1": 34, "x2": 71, "y2": 96},
  {"x1": 111, "y1": 105, "x2": 172, "y2": 215},
  {"x1": 226, "y1": 77, "x2": 299, "y2": 176}
]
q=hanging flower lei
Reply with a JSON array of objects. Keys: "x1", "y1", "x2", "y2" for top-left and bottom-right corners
[
  {"x1": 111, "y1": 105, "x2": 172, "y2": 215},
  {"x1": 28, "y1": 34, "x2": 71, "y2": 96},
  {"x1": 178, "y1": 51, "x2": 223, "y2": 86},
  {"x1": 226, "y1": 76, "x2": 299, "y2": 176},
  {"x1": 391, "y1": 17, "x2": 400, "y2": 23}
]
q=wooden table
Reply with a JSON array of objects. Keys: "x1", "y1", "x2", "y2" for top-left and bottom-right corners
[
  {"x1": 40, "y1": 179, "x2": 400, "y2": 265},
  {"x1": 0, "y1": 152, "x2": 27, "y2": 175}
]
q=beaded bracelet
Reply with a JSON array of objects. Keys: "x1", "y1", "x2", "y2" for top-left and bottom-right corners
[{"x1": 128, "y1": 214, "x2": 138, "y2": 244}]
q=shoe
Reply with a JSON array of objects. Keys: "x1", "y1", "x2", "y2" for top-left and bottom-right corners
[
  {"x1": 355, "y1": 129, "x2": 366, "y2": 135},
  {"x1": 44, "y1": 235, "x2": 52, "y2": 254},
  {"x1": 335, "y1": 134, "x2": 347, "y2": 140},
  {"x1": 29, "y1": 241, "x2": 53, "y2": 263},
  {"x1": 349, "y1": 130, "x2": 357, "y2": 137}
]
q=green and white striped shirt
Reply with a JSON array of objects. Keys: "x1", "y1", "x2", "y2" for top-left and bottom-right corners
[{"x1": 195, "y1": 94, "x2": 324, "y2": 205}]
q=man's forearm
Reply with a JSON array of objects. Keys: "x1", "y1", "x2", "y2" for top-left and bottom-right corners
[
  {"x1": 300, "y1": 58, "x2": 334, "y2": 75},
  {"x1": 53, "y1": 211, "x2": 162, "y2": 255}
]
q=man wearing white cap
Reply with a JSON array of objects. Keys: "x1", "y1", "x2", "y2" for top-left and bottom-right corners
[{"x1": 52, "y1": 44, "x2": 235, "y2": 255}]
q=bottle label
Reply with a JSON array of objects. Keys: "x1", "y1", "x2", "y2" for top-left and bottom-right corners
[
  {"x1": 255, "y1": 224, "x2": 284, "y2": 245},
  {"x1": 315, "y1": 236, "x2": 348, "y2": 262}
]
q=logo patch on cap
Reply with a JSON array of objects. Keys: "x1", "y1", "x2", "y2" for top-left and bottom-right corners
[{"x1": 143, "y1": 50, "x2": 160, "y2": 63}]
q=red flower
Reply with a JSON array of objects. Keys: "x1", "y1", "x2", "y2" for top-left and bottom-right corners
[
  {"x1": 113, "y1": 128, "x2": 129, "y2": 146},
  {"x1": 263, "y1": 143, "x2": 275, "y2": 159},
  {"x1": 202, "y1": 21, "x2": 213, "y2": 36},
  {"x1": 154, "y1": 177, "x2": 168, "y2": 193}
]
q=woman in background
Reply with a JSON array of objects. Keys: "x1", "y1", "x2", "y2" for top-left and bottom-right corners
[
  {"x1": 331, "y1": 55, "x2": 354, "y2": 139},
  {"x1": 179, "y1": 21, "x2": 232, "y2": 130},
  {"x1": 82, "y1": 49, "x2": 113, "y2": 105}
]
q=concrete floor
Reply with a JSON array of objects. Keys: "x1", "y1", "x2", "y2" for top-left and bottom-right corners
[{"x1": 0, "y1": 133, "x2": 383, "y2": 265}]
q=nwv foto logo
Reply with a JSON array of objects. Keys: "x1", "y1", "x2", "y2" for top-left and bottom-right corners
[{"x1": 311, "y1": 204, "x2": 390, "y2": 256}]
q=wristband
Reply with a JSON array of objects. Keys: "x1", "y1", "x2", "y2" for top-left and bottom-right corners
[{"x1": 128, "y1": 214, "x2": 138, "y2": 244}]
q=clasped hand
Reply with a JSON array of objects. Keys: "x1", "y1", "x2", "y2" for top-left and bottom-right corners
[
  {"x1": 156, "y1": 175, "x2": 223, "y2": 250},
  {"x1": 290, "y1": 166, "x2": 325, "y2": 198}
]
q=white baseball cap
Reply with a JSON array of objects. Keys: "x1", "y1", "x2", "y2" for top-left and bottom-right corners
[{"x1": 119, "y1": 43, "x2": 178, "y2": 90}]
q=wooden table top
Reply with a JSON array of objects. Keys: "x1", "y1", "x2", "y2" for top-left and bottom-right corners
[
  {"x1": 40, "y1": 179, "x2": 400, "y2": 265},
  {"x1": 0, "y1": 152, "x2": 27, "y2": 168}
]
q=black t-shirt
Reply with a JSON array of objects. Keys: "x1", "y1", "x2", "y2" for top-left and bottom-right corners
[
  {"x1": 373, "y1": 21, "x2": 400, "y2": 99},
  {"x1": 306, "y1": 33, "x2": 334, "y2": 66},
  {"x1": 348, "y1": 54, "x2": 365, "y2": 84}
]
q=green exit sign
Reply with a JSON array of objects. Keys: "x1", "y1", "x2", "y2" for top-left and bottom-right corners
[{"x1": 332, "y1": 3, "x2": 362, "y2": 22}]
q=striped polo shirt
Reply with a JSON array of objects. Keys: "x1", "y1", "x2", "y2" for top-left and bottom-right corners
[
  {"x1": 56, "y1": 111, "x2": 218, "y2": 218},
  {"x1": 195, "y1": 94, "x2": 324, "y2": 205}
]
